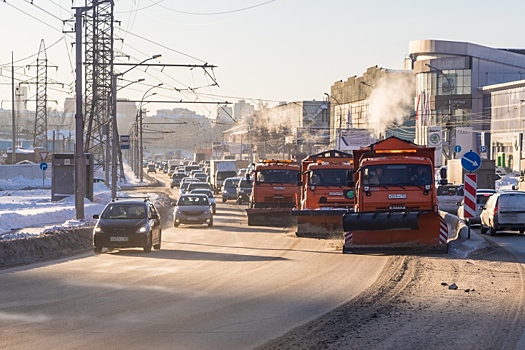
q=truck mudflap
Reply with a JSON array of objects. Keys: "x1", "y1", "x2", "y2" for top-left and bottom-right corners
[
  {"x1": 342, "y1": 211, "x2": 449, "y2": 253},
  {"x1": 292, "y1": 208, "x2": 351, "y2": 239},
  {"x1": 245, "y1": 208, "x2": 296, "y2": 227}
]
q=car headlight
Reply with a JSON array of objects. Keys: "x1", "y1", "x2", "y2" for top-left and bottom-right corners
[
  {"x1": 136, "y1": 226, "x2": 148, "y2": 234},
  {"x1": 95, "y1": 226, "x2": 104, "y2": 233}
]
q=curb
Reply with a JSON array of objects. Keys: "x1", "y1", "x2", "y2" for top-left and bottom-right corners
[{"x1": 440, "y1": 212, "x2": 493, "y2": 258}]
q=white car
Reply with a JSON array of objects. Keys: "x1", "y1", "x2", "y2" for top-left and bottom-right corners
[
  {"x1": 437, "y1": 184, "x2": 464, "y2": 214},
  {"x1": 457, "y1": 189, "x2": 496, "y2": 225}
]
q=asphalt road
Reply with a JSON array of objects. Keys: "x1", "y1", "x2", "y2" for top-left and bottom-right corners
[{"x1": 0, "y1": 175, "x2": 389, "y2": 350}]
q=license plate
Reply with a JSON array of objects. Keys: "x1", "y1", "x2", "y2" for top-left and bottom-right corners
[
  {"x1": 502, "y1": 213, "x2": 517, "y2": 218},
  {"x1": 110, "y1": 236, "x2": 129, "y2": 242},
  {"x1": 187, "y1": 217, "x2": 197, "y2": 221}
]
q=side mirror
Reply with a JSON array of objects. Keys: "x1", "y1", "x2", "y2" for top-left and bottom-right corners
[{"x1": 93, "y1": 214, "x2": 99, "y2": 219}]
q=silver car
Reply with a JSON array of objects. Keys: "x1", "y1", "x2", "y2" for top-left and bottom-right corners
[
  {"x1": 437, "y1": 184, "x2": 464, "y2": 214},
  {"x1": 190, "y1": 188, "x2": 217, "y2": 214},
  {"x1": 173, "y1": 194, "x2": 213, "y2": 227},
  {"x1": 457, "y1": 189, "x2": 496, "y2": 225},
  {"x1": 480, "y1": 191, "x2": 525, "y2": 235},
  {"x1": 222, "y1": 177, "x2": 241, "y2": 203}
]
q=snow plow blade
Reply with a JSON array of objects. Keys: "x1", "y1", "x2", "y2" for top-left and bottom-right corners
[
  {"x1": 292, "y1": 209, "x2": 350, "y2": 239},
  {"x1": 245, "y1": 208, "x2": 296, "y2": 227},
  {"x1": 342, "y1": 211, "x2": 448, "y2": 254}
]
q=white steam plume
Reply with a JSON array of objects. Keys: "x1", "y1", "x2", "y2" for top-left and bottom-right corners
[{"x1": 367, "y1": 73, "x2": 415, "y2": 138}]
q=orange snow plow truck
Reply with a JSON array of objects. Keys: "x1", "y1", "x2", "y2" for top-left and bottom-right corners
[
  {"x1": 292, "y1": 150, "x2": 355, "y2": 238},
  {"x1": 245, "y1": 159, "x2": 300, "y2": 226},
  {"x1": 342, "y1": 136, "x2": 448, "y2": 253}
]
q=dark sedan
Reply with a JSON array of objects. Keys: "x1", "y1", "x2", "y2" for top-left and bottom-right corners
[{"x1": 93, "y1": 198, "x2": 162, "y2": 253}]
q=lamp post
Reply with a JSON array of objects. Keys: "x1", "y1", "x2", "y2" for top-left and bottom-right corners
[
  {"x1": 110, "y1": 54, "x2": 161, "y2": 199},
  {"x1": 137, "y1": 83, "x2": 163, "y2": 183},
  {"x1": 324, "y1": 93, "x2": 342, "y2": 149},
  {"x1": 425, "y1": 63, "x2": 453, "y2": 159}
]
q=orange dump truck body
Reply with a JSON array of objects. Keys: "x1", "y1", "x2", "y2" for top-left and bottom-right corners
[
  {"x1": 245, "y1": 160, "x2": 300, "y2": 226},
  {"x1": 342, "y1": 136, "x2": 448, "y2": 253},
  {"x1": 291, "y1": 150, "x2": 355, "y2": 238}
]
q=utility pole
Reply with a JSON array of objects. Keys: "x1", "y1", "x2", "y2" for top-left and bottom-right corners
[
  {"x1": 73, "y1": 5, "x2": 92, "y2": 220},
  {"x1": 11, "y1": 52, "x2": 16, "y2": 164},
  {"x1": 24, "y1": 40, "x2": 62, "y2": 150}
]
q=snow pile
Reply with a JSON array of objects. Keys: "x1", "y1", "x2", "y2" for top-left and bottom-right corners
[{"x1": 0, "y1": 163, "x2": 155, "y2": 240}]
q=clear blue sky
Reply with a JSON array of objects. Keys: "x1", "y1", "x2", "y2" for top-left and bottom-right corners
[{"x1": 1, "y1": 0, "x2": 525, "y2": 118}]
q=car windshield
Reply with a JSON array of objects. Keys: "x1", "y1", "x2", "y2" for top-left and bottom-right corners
[
  {"x1": 191, "y1": 190, "x2": 214, "y2": 198},
  {"x1": 189, "y1": 183, "x2": 211, "y2": 190},
  {"x1": 437, "y1": 185, "x2": 464, "y2": 196},
  {"x1": 101, "y1": 204, "x2": 147, "y2": 219},
  {"x1": 224, "y1": 178, "x2": 239, "y2": 188},
  {"x1": 178, "y1": 196, "x2": 209, "y2": 206},
  {"x1": 239, "y1": 180, "x2": 251, "y2": 188}
]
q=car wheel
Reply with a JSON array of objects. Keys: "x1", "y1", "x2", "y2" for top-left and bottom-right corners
[
  {"x1": 174, "y1": 222, "x2": 179, "y2": 227},
  {"x1": 143, "y1": 235, "x2": 152, "y2": 253},
  {"x1": 153, "y1": 231, "x2": 162, "y2": 250},
  {"x1": 480, "y1": 224, "x2": 488, "y2": 234},
  {"x1": 94, "y1": 246, "x2": 102, "y2": 254}
]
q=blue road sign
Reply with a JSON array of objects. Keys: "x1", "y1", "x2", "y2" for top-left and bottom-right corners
[
  {"x1": 454, "y1": 145, "x2": 461, "y2": 153},
  {"x1": 39, "y1": 162, "x2": 48, "y2": 171},
  {"x1": 480, "y1": 145, "x2": 487, "y2": 153},
  {"x1": 461, "y1": 151, "x2": 482, "y2": 172}
]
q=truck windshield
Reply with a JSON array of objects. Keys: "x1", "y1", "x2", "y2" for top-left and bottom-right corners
[
  {"x1": 217, "y1": 171, "x2": 237, "y2": 181},
  {"x1": 309, "y1": 169, "x2": 351, "y2": 186},
  {"x1": 362, "y1": 164, "x2": 433, "y2": 186},
  {"x1": 256, "y1": 169, "x2": 298, "y2": 184}
]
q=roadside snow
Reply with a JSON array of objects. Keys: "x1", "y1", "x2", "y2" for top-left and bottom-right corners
[{"x1": 0, "y1": 164, "x2": 155, "y2": 240}]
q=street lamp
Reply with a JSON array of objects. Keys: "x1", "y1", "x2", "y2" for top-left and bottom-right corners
[
  {"x1": 118, "y1": 77, "x2": 145, "y2": 91},
  {"x1": 425, "y1": 63, "x2": 453, "y2": 159},
  {"x1": 138, "y1": 83, "x2": 163, "y2": 183},
  {"x1": 324, "y1": 92, "x2": 342, "y2": 149},
  {"x1": 110, "y1": 54, "x2": 162, "y2": 199}
]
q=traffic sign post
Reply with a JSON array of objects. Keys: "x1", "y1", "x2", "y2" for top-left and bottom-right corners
[
  {"x1": 39, "y1": 162, "x2": 48, "y2": 189},
  {"x1": 464, "y1": 173, "x2": 477, "y2": 239},
  {"x1": 461, "y1": 150, "x2": 480, "y2": 240},
  {"x1": 461, "y1": 150, "x2": 482, "y2": 173}
]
